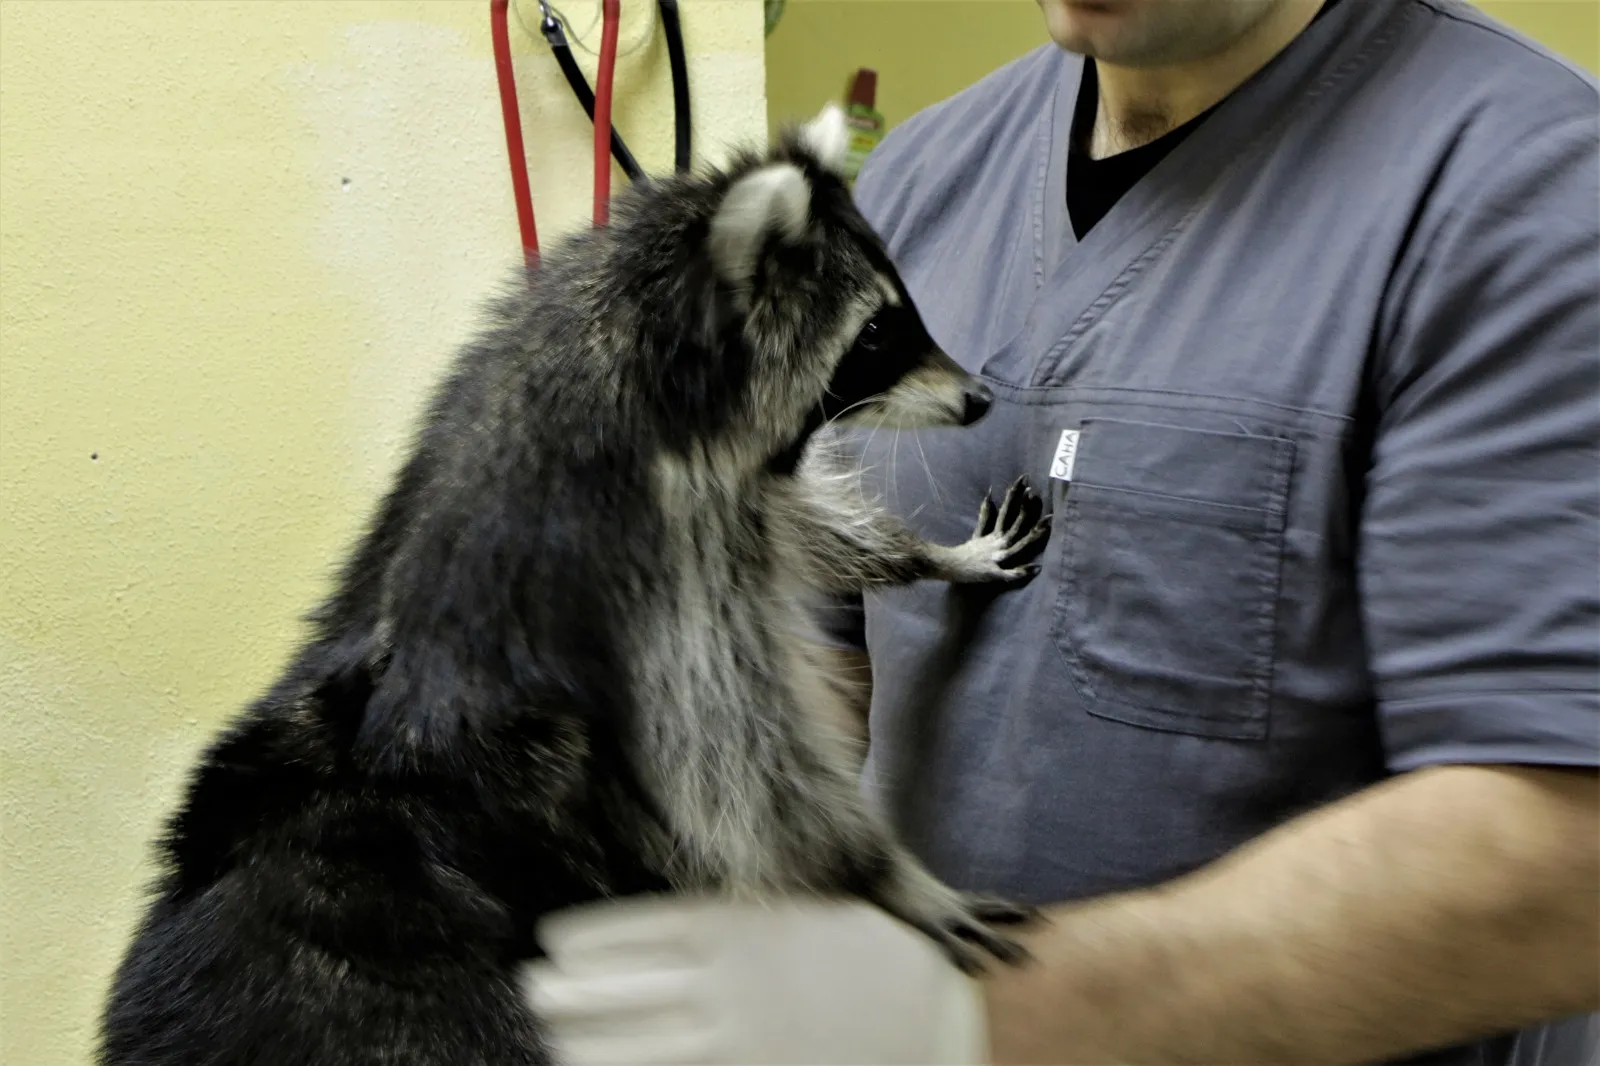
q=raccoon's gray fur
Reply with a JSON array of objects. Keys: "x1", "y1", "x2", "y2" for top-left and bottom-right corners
[{"x1": 99, "y1": 106, "x2": 1050, "y2": 1066}]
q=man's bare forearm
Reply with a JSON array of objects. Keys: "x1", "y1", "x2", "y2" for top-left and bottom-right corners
[{"x1": 984, "y1": 763, "x2": 1600, "y2": 1065}]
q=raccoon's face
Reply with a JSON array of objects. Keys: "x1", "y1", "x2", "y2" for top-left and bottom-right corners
[
  {"x1": 812, "y1": 283, "x2": 994, "y2": 432},
  {"x1": 701, "y1": 106, "x2": 993, "y2": 457}
]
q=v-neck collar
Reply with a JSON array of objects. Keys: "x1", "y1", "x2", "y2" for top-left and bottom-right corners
[
  {"x1": 1065, "y1": 59, "x2": 1217, "y2": 242},
  {"x1": 994, "y1": 0, "x2": 1410, "y2": 388}
]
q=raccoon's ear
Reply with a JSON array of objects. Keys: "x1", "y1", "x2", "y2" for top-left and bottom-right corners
[
  {"x1": 707, "y1": 163, "x2": 811, "y2": 290},
  {"x1": 797, "y1": 103, "x2": 850, "y2": 173}
]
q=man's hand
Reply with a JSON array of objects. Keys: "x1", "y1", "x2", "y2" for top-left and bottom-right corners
[{"x1": 522, "y1": 895, "x2": 988, "y2": 1065}]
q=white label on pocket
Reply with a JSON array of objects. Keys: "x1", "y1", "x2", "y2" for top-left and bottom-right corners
[{"x1": 1050, "y1": 429, "x2": 1081, "y2": 482}]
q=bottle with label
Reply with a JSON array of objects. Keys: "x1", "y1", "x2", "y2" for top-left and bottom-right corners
[{"x1": 840, "y1": 68, "x2": 884, "y2": 185}]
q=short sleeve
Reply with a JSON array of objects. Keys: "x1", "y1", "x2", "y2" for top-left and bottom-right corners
[{"x1": 1364, "y1": 111, "x2": 1600, "y2": 771}]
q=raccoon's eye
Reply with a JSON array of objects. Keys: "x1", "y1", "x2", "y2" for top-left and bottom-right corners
[{"x1": 856, "y1": 315, "x2": 885, "y2": 352}]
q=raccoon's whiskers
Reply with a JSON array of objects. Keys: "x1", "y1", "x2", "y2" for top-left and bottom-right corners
[
  {"x1": 820, "y1": 395, "x2": 882, "y2": 428},
  {"x1": 889, "y1": 425, "x2": 907, "y2": 515},
  {"x1": 912, "y1": 429, "x2": 944, "y2": 508}
]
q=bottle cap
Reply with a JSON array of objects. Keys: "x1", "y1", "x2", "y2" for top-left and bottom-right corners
[{"x1": 847, "y1": 68, "x2": 877, "y2": 109}]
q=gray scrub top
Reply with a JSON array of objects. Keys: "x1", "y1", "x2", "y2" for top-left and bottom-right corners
[{"x1": 817, "y1": 0, "x2": 1600, "y2": 1062}]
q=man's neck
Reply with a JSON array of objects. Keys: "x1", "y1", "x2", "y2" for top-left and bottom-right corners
[{"x1": 1089, "y1": 0, "x2": 1325, "y2": 159}]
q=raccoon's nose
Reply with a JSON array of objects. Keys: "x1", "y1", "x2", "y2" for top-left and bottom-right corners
[{"x1": 960, "y1": 382, "x2": 994, "y2": 425}]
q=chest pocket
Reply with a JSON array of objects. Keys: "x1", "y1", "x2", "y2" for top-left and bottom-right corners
[{"x1": 1049, "y1": 417, "x2": 1295, "y2": 741}]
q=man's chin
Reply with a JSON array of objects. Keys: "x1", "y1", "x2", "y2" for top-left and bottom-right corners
[{"x1": 1039, "y1": 0, "x2": 1147, "y2": 61}]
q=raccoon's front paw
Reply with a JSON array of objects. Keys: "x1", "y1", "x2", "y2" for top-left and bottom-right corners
[{"x1": 931, "y1": 476, "x2": 1050, "y2": 584}]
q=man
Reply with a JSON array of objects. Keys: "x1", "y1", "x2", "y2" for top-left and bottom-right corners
[{"x1": 525, "y1": 0, "x2": 1600, "y2": 1062}]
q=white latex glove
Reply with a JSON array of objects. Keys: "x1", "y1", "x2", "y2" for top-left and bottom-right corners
[{"x1": 521, "y1": 895, "x2": 988, "y2": 1065}]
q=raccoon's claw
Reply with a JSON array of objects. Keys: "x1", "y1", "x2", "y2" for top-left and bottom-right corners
[
  {"x1": 980, "y1": 476, "x2": 1048, "y2": 553},
  {"x1": 995, "y1": 475, "x2": 1034, "y2": 532},
  {"x1": 913, "y1": 897, "x2": 1035, "y2": 975},
  {"x1": 869, "y1": 861, "x2": 1039, "y2": 974},
  {"x1": 998, "y1": 521, "x2": 1051, "y2": 570},
  {"x1": 938, "y1": 476, "x2": 1051, "y2": 585},
  {"x1": 975, "y1": 490, "x2": 998, "y2": 536}
]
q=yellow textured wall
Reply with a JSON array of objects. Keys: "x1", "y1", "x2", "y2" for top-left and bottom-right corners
[
  {"x1": 0, "y1": 1, "x2": 766, "y2": 1063},
  {"x1": 766, "y1": 0, "x2": 1599, "y2": 133}
]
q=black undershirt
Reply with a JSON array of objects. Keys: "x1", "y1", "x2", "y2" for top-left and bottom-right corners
[{"x1": 1066, "y1": 0, "x2": 1339, "y2": 240}]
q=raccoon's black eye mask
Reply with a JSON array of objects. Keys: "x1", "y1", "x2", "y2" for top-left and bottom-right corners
[
  {"x1": 766, "y1": 304, "x2": 927, "y2": 477},
  {"x1": 816, "y1": 303, "x2": 927, "y2": 422}
]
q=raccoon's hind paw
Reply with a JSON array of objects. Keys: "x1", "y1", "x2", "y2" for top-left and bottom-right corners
[
  {"x1": 869, "y1": 863, "x2": 1040, "y2": 974},
  {"x1": 899, "y1": 892, "x2": 1038, "y2": 975},
  {"x1": 927, "y1": 476, "x2": 1051, "y2": 585}
]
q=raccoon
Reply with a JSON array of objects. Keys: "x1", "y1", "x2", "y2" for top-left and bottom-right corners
[{"x1": 98, "y1": 105, "x2": 1051, "y2": 1066}]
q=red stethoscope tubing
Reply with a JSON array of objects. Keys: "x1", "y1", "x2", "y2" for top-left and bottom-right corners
[
  {"x1": 591, "y1": 0, "x2": 621, "y2": 226},
  {"x1": 490, "y1": 0, "x2": 539, "y2": 264},
  {"x1": 489, "y1": 0, "x2": 625, "y2": 261}
]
